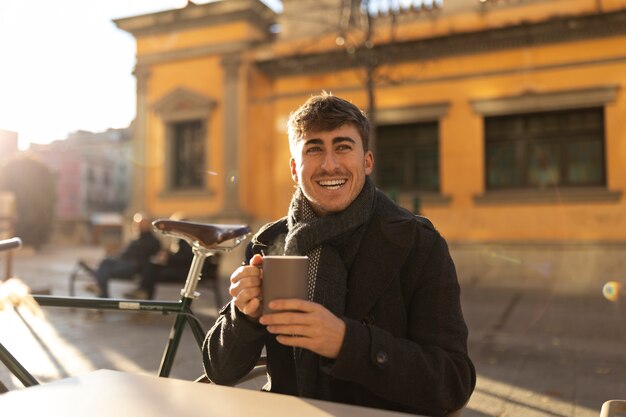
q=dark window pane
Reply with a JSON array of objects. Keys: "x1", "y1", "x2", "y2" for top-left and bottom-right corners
[
  {"x1": 566, "y1": 140, "x2": 603, "y2": 185},
  {"x1": 171, "y1": 120, "x2": 204, "y2": 189},
  {"x1": 413, "y1": 147, "x2": 439, "y2": 190},
  {"x1": 485, "y1": 108, "x2": 605, "y2": 190},
  {"x1": 377, "y1": 121, "x2": 439, "y2": 192},
  {"x1": 378, "y1": 148, "x2": 405, "y2": 188},
  {"x1": 528, "y1": 142, "x2": 560, "y2": 187},
  {"x1": 486, "y1": 142, "x2": 520, "y2": 187}
]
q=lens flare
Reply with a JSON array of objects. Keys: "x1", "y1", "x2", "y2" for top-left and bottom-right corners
[
  {"x1": 602, "y1": 281, "x2": 621, "y2": 302},
  {"x1": 228, "y1": 170, "x2": 238, "y2": 185},
  {"x1": 482, "y1": 249, "x2": 522, "y2": 266}
]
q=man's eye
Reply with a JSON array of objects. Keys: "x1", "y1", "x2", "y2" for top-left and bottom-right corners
[
  {"x1": 336, "y1": 144, "x2": 352, "y2": 152},
  {"x1": 305, "y1": 146, "x2": 322, "y2": 154}
]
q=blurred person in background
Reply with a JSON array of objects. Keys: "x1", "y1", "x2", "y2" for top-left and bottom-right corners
[
  {"x1": 87, "y1": 213, "x2": 161, "y2": 298},
  {"x1": 124, "y1": 212, "x2": 221, "y2": 300}
]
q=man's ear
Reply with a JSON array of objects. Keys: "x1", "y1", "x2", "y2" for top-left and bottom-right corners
[
  {"x1": 364, "y1": 151, "x2": 374, "y2": 175},
  {"x1": 290, "y1": 158, "x2": 299, "y2": 184}
]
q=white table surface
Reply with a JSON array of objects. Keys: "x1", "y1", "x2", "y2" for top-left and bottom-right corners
[{"x1": 0, "y1": 369, "x2": 417, "y2": 416}]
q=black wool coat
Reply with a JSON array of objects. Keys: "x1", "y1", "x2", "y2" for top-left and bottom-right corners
[{"x1": 203, "y1": 191, "x2": 475, "y2": 417}]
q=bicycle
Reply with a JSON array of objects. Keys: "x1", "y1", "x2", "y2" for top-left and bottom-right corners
[{"x1": 0, "y1": 219, "x2": 251, "y2": 391}]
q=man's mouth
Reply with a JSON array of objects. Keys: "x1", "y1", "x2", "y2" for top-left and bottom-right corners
[{"x1": 317, "y1": 179, "x2": 347, "y2": 190}]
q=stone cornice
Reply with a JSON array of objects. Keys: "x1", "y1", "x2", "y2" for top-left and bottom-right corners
[
  {"x1": 471, "y1": 85, "x2": 619, "y2": 116},
  {"x1": 153, "y1": 87, "x2": 217, "y2": 122},
  {"x1": 114, "y1": 0, "x2": 276, "y2": 40},
  {"x1": 135, "y1": 40, "x2": 255, "y2": 67},
  {"x1": 256, "y1": 9, "x2": 626, "y2": 76},
  {"x1": 474, "y1": 187, "x2": 622, "y2": 205},
  {"x1": 376, "y1": 102, "x2": 450, "y2": 125}
]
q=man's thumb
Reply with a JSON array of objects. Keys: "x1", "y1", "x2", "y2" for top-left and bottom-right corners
[{"x1": 250, "y1": 253, "x2": 263, "y2": 266}]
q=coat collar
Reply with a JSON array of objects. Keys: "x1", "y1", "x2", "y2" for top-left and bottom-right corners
[
  {"x1": 249, "y1": 192, "x2": 418, "y2": 320},
  {"x1": 345, "y1": 191, "x2": 417, "y2": 320}
]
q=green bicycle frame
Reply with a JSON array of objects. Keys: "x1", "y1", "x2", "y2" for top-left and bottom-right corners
[{"x1": 2, "y1": 244, "x2": 211, "y2": 387}]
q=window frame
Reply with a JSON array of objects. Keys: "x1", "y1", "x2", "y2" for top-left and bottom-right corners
[
  {"x1": 484, "y1": 107, "x2": 607, "y2": 191},
  {"x1": 153, "y1": 88, "x2": 217, "y2": 197},
  {"x1": 377, "y1": 120, "x2": 441, "y2": 193},
  {"x1": 374, "y1": 103, "x2": 452, "y2": 208},
  {"x1": 472, "y1": 86, "x2": 621, "y2": 205},
  {"x1": 167, "y1": 118, "x2": 207, "y2": 191}
]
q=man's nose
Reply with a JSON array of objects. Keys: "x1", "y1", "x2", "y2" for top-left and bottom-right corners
[{"x1": 321, "y1": 152, "x2": 339, "y2": 170}]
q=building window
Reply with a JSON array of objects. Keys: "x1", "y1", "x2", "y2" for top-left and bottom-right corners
[
  {"x1": 170, "y1": 120, "x2": 205, "y2": 189},
  {"x1": 377, "y1": 121, "x2": 439, "y2": 192},
  {"x1": 485, "y1": 107, "x2": 605, "y2": 190}
]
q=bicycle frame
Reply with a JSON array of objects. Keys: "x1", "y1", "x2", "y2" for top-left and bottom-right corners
[
  {"x1": 2, "y1": 291, "x2": 205, "y2": 387},
  {"x1": 0, "y1": 228, "x2": 249, "y2": 389},
  {"x1": 31, "y1": 294, "x2": 205, "y2": 378}
]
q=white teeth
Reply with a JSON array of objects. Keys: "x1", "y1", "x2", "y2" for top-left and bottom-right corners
[
  {"x1": 318, "y1": 179, "x2": 346, "y2": 190},
  {"x1": 319, "y1": 179, "x2": 346, "y2": 186}
]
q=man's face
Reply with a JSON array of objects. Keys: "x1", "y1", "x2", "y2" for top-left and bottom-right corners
[{"x1": 290, "y1": 123, "x2": 373, "y2": 216}]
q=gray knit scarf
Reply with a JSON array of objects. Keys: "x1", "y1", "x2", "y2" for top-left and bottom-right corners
[{"x1": 283, "y1": 176, "x2": 377, "y2": 400}]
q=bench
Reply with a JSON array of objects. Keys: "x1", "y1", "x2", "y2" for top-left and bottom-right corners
[{"x1": 67, "y1": 256, "x2": 223, "y2": 307}]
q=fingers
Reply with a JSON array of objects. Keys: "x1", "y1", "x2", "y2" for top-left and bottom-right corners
[
  {"x1": 264, "y1": 298, "x2": 314, "y2": 313},
  {"x1": 229, "y1": 267, "x2": 261, "y2": 290},
  {"x1": 250, "y1": 253, "x2": 263, "y2": 267},
  {"x1": 258, "y1": 300, "x2": 317, "y2": 327},
  {"x1": 231, "y1": 285, "x2": 262, "y2": 312},
  {"x1": 259, "y1": 312, "x2": 317, "y2": 337},
  {"x1": 229, "y1": 255, "x2": 264, "y2": 318},
  {"x1": 258, "y1": 302, "x2": 346, "y2": 359},
  {"x1": 241, "y1": 296, "x2": 262, "y2": 316},
  {"x1": 275, "y1": 334, "x2": 320, "y2": 351}
]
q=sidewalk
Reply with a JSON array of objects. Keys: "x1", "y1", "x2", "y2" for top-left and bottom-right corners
[
  {"x1": 462, "y1": 285, "x2": 624, "y2": 417},
  {"x1": 1, "y1": 244, "x2": 225, "y2": 387},
  {"x1": 2, "y1": 243, "x2": 625, "y2": 416}
]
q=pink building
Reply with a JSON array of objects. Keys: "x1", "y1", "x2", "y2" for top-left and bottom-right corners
[
  {"x1": 30, "y1": 127, "x2": 132, "y2": 244},
  {"x1": 0, "y1": 129, "x2": 18, "y2": 163}
]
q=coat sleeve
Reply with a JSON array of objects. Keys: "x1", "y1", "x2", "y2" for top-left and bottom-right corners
[
  {"x1": 330, "y1": 230, "x2": 476, "y2": 415},
  {"x1": 202, "y1": 301, "x2": 266, "y2": 385},
  {"x1": 202, "y1": 226, "x2": 284, "y2": 386}
]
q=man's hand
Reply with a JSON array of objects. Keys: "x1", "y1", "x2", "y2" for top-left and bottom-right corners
[
  {"x1": 229, "y1": 254, "x2": 263, "y2": 319},
  {"x1": 259, "y1": 299, "x2": 346, "y2": 359}
]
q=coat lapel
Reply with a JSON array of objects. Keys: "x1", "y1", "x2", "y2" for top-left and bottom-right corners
[{"x1": 345, "y1": 195, "x2": 417, "y2": 320}]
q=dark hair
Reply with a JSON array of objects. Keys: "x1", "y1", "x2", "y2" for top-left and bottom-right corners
[{"x1": 287, "y1": 92, "x2": 370, "y2": 152}]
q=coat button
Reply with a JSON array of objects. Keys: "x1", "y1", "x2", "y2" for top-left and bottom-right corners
[{"x1": 375, "y1": 351, "x2": 388, "y2": 365}]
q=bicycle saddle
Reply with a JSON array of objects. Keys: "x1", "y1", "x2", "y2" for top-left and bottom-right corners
[{"x1": 152, "y1": 220, "x2": 251, "y2": 249}]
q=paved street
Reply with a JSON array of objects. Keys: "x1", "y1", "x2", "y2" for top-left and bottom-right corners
[
  {"x1": 462, "y1": 285, "x2": 624, "y2": 417},
  {"x1": 1, "y1": 243, "x2": 624, "y2": 416}
]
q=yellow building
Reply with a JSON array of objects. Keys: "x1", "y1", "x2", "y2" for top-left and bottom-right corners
[{"x1": 115, "y1": 0, "x2": 626, "y2": 289}]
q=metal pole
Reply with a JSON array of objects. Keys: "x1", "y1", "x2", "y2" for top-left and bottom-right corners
[{"x1": 0, "y1": 341, "x2": 39, "y2": 388}]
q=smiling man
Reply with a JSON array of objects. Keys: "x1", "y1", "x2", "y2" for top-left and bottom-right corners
[
  {"x1": 202, "y1": 93, "x2": 475, "y2": 417},
  {"x1": 289, "y1": 123, "x2": 372, "y2": 216}
]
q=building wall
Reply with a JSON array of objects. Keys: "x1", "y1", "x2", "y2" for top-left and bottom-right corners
[
  {"x1": 250, "y1": 0, "x2": 626, "y2": 242},
  {"x1": 0, "y1": 129, "x2": 18, "y2": 163},
  {"x1": 143, "y1": 55, "x2": 226, "y2": 216},
  {"x1": 118, "y1": 1, "x2": 273, "y2": 221},
  {"x1": 116, "y1": 0, "x2": 626, "y2": 286}
]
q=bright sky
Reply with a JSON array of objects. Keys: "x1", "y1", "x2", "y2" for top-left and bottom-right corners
[{"x1": 0, "y1": 0, "x2": 281, "y2": 150}]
